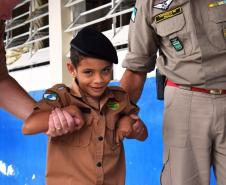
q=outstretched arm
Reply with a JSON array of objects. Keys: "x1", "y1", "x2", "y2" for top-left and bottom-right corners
[
  {"x1": 23, "y1": 105, "x2": 85, "y2": 135},
  {"x1": 0, "y1": 76, "x2": 36, "y2": 120}
]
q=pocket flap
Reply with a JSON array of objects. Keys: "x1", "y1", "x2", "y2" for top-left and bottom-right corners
[
  {"x1": 155, "y1": 8, "x2": 185, "y2": 37},
  {"x1": 208, "y1": 3, "x2": 226, "y2": 23}
]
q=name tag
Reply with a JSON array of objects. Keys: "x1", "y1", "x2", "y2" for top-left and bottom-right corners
[
  {"x1": 208, "y1": 0, "x2": 226, "y2": 8},
  {"x1": 155, "y1": 7, "x2": 183, "y2": 23}
]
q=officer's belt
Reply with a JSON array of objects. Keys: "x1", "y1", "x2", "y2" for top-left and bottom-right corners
[{"x1": 166, "y1": 80, "x2": 226, "y2": 95}]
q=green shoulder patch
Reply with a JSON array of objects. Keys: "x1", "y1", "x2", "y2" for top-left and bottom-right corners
[
  {"x1": 43, "y1": 92, "x2": 59, "y2": 101},
  {"x1": 131, "y1": 7, "x2": 137, "y2": 22}
]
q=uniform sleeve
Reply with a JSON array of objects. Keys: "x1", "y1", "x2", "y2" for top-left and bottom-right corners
[
  {"x1": 122, "y1": 93, "x2": 139, "y2": 115},
  {"x1": 122, "y1": 0, "x2": 159, "y2": 72},
  {"x1": 33, "y1": 84, "x2": 71, "y2": 112},
  {"x1": 0, "y1": 20, "x2": 8, "y2": 81}
]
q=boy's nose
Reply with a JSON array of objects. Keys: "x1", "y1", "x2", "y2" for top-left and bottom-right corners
[{"x1": 94, "y1": 74, "x2": 104, "y2": 83}]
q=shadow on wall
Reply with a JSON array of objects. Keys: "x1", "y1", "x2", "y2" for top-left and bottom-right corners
[{"x1": 0, "y1": 78, "x2": 216, "y2": 185}]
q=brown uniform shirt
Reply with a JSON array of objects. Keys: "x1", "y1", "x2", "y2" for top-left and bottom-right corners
[
  {"x1": 123, "y1": 0, "x2": 226, "y2": 89},
  {"x1": 0, "y1": 20, "x2": 8, "y2": 81},
  {"x1": 35, "y1": 83, "x2": 138, "y2": 185}
]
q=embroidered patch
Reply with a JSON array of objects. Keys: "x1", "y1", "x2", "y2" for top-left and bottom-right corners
[
  {"x1": 208, "y1": 0, "x2": 226, "y2": 8},
  {"x1": 170, "y1": 37, "x2": 183, "y2": 51},
  {"x1": 153, "y1": 0, "x2": 174, "y2": 10},
  {"x1": 131, "y1": 7, "x2": 137, "y2": 22},
  {"x1": 155, "y1": 7, "x2": 183, "y2": 23},
  {"x1": 43, "y1": 92, "x2": 58, "y2": 101},
  {"x1": 107, "y1": 101, "x2": 120, "y2": 110}
]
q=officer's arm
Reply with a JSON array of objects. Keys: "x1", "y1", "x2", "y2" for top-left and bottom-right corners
[
  {"x1": 120, "y1": 69, "x2": 147, "y2": 103},
  {"x1": 0, "y1": 76, "x2": 36, "y2": 120}
]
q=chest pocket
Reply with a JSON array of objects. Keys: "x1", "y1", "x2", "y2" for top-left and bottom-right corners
[
  {"x1": 153, "y1": 0, "x2": 192, "y2": 56},
  {"x1": 207, "y1": 2, "x2": 226, "y2": 50},
  {"x1": 58, "y1": 115, "x2": 94, "y2": 147}
]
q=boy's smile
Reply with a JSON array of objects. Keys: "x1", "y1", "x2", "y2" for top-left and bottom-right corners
[{"x1": 69, "y1": 57, "x2": 113, "y2": 99}]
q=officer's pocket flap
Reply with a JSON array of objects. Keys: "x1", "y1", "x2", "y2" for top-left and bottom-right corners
[
  {"x1": 155, "y1": 9, "x2": 185, "y2": 37},
  {"x1": 208, "y1": 3, "x2": 226, "y2": 23}
]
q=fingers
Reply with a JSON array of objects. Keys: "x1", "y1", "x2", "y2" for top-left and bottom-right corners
[
  {"x1": 54, "y1": 108, "x2": 69, "y2": 131},
  {"x1": 62, "y1": 110, "x2": 76, "y2": 132},
  {"x1": 129, "y1": 113, "x2": 139, "y2": 120},
  {"x1": 46, "y1": 114, "x2": 57, "y2": 136}
]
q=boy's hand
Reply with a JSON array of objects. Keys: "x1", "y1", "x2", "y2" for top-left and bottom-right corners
[
  {"x1": 46, "y1": 105, "x2": 84, "y2": 137},
  {"x1": 128, "y1": 114, "x2": 148, "y2": 141},
  {"x1": 115, "y1": 116, "x2": 134, "y2": 144}
]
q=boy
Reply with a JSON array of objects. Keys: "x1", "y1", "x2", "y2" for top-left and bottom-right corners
[{"x1": 23, "y1": 27, "x2": 147, "y2": 185}]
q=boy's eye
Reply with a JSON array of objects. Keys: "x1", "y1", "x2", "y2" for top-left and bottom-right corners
[
  {"x1": 83, "y1": 70, "x2": 93, "y2": 75},
  {"x1": 102, "y1": 67, "x2": 112, "y2": 74}
]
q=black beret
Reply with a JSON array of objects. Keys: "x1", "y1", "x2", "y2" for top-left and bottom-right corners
[{"x1": 70, "y1": 27, "x2": 118, "y2": 64}]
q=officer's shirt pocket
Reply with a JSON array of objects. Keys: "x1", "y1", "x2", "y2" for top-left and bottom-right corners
[
  {"x1": 207, "y1": 1, "x2": 226, "y2": 50},
  {"x1": 154, "y1": 7, "x2": 192, "y2": 56}
]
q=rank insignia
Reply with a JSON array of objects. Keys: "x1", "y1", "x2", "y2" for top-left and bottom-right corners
[
  {"x1": 107, "y1": 101, "x2": 120, "y2": 110},
  {"x1": 131, "y1": 7, "x2": 137, "y2": 22},
  {"x1": 170, "y1": 37, "x2": 183, "y2": 51},
  {"x1": 155, "y1": 7, "x2": 182, "y2": 23},
  {"x1": 208, "y1": 0, "x2": 226, "y2": 7},
  {"x1": 43, "y1": 92, "x2": 58, "y2": 101},
  {"x1": 153, "y1": 0, "x2": 173, "y2": 10}
]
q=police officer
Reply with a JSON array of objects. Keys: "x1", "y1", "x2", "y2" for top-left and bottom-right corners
[
  {"x1": 0, "y1": 1, "x2": 81, "y2": 133},
  {"x1": 0, "y1": 0, "x2": 36, "y2": 119},
  {"x1": 120, "y1": 0, "x2": 226, "y2": 184}
]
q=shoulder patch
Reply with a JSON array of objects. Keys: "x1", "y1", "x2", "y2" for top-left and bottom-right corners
[
  {"x1": 43, "y1": 92, "x2": 59, "y2": 101},
  {"x1": 153, "y1": 0, "x2": 173, "y2": 10},
  {"x1": 131, "y1": 7, "x2": 137, "y2": 22}
]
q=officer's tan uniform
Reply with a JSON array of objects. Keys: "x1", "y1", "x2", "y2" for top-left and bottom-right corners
[
  {"x1": 35, "y1": 83, "x2": 138, "y2": 185},
  {"x1": 0, "y1": 20, "x2": 8, "y2": 81},
  {"x1": 123, "y1": 0, "x2": 226, "y2": 184}
]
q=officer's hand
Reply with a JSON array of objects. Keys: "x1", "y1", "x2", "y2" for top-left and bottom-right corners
[
  {"x1": 115, "y1": 116, "x2": 133, "y2": 144},
  {"x1": 46, "y1": 106, "x2": 84, "y2": 137}
]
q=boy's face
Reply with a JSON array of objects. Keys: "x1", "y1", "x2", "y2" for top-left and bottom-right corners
[{"x1": 70, "y1": 57, "x2": 113, "y2": 99}]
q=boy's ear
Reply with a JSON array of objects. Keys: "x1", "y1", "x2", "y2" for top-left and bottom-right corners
[{"x1": 66, "y1": 60, "x2": 77, "y2": 78}]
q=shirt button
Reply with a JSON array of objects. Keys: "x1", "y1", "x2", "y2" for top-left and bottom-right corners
[
  {"x1": 96, "y1": 162, "x2": 102, "y2": 167},
  {"x1": 98, "y1": 136, "x2": 103, "y2": 141}
]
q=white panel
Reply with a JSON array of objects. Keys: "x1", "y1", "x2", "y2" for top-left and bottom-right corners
[{"x1": 9, "y1": 65, "x2": 52, "y2": 92}]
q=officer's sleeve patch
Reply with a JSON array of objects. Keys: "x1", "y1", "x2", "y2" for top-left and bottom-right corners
[
  {"x1": 131, "y1": 7, "x2": 137, "y2": 22},
  {"x1": 153, "y1": 0, "x2": 173, "y2": 10},
  {"x1": 43, "y1": 92, "x2": 59, "y2": 101}
]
